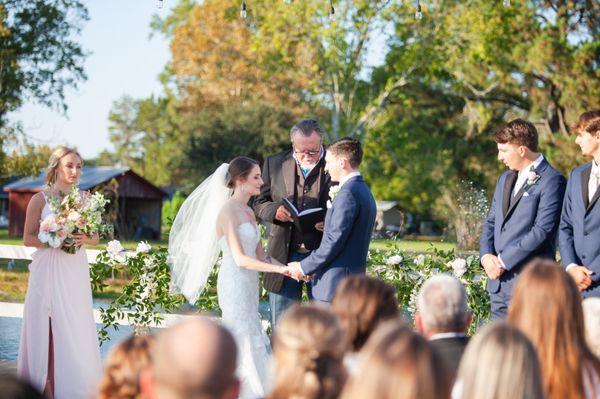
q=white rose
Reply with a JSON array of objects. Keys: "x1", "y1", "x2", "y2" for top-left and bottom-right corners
[
  {"x1": 67, "y1": 211, "x2": 81, "y2": 222},
  {"x1": 414, "y1": 254, "x2": 426, "y2": 266},
  {"x1": 136, "y1": 241, "x2": 152, "y2": 254},
  {"x1": 38, "y1": 231, "x2": 50, "y2": 243},
  {"x1": 386, "y1": 255, "x2": 404, "y2": 265},
  {"x1": 48, "y1": 236, "x2": 62, "y2": 248},
  {"x1": 107, "y1": 240, "x2": 125, "y2": 256},
  {"x1": 329, "y1": 185, "x2": 341, "y2": 199},
  {"x1": 449, "y1": 258, "x2": 467, "y2": 277}
]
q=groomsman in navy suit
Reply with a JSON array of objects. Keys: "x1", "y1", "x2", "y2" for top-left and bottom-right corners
[
  {"x1": 480, "y1": 119, "x2": 566, "y2": 318},
  {"x1": 559, "y1": 110, "x2": 600, "y2": 298}
]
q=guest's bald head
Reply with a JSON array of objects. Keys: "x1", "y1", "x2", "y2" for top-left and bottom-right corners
[{"x1": 143, "y1": 317, "x2": 239, "y2": 399}]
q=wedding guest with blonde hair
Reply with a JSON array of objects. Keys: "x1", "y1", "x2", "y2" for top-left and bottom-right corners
[
  {"x1": 331, "y1": 275, "x2": 399, "y2": 373},
  {"x1": 268, "y1": 304, "x2": 346, "y2": 399},
  {"x1": 455, "y1": 322, "x2": 545, "y2": 399},
  {"x1": 18, "y1": 146, "x2": 102, "y2": 399},
  {"x1": 97, "y1": 335, "x2": 154, "y2": 399},
  {"x1": 341, "y1": 320, "x2": 451, "y2": 399},
  {"x1": 508, "y1": 259, "x2": 600, "y2": 399}
]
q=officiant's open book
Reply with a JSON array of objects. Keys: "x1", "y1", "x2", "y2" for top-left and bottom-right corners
[{"x1": 282, "y1": 198, "x2": 325, "y2": 233}]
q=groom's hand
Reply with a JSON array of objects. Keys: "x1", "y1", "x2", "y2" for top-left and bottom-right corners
[
  {"x1": 275, "y1": 206, "x2": 293, "y2": 223},
  {"x1": 287, "y1": 262, "x2": 310, "y2": 282},
  {"x1": 567, "y1": 265, "x2": 593, "y2": 291}
]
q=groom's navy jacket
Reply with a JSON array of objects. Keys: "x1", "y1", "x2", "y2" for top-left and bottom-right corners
[
  {"x1": 480, "y1": 159, "x2": 566, "y2": 318},
  {"x1": 300, "y1": 175, "x2": 376, "y2": 302},
  {"x1": 559, "y1": 163, "x2": 600, "y2": 298}
]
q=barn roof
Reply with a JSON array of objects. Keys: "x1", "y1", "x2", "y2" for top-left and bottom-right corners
[
  {"x1": 4, "y1": 167, "x2": 166, "y2": 198},
  {"x1": 376, "y1": 201, "x2": 399, "y2": 212}
]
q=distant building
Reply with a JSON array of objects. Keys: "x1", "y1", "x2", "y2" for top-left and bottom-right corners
[{"x1": 4, "y1": 167, "x2": 167, "y2": 239}]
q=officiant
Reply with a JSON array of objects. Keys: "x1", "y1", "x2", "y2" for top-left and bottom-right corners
[{"x1": 253, "y1": 119, "x2": 332, "y2": 326}]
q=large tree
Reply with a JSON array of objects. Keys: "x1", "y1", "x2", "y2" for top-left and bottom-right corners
[{"x1": 0, "y1": 0, "x2": 88, "y2": 178}]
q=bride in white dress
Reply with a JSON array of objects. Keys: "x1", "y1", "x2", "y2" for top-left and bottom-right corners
[
  {"x1": 18, "y1": 146, "x2": 102, "y2": 399},
  {"x1": 169, "y1": 156, "x2": 298, "y2": 399}
]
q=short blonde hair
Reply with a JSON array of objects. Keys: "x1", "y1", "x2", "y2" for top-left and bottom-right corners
[{"x1": 45, "y1": 146, "x2": 83, "y2": 186}]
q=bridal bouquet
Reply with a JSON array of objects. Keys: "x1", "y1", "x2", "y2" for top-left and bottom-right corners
[{"x1": 38, "y1": 187, "x2": 110, "y2": 253}]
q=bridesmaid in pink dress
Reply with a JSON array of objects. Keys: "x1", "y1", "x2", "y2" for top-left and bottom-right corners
[{"x1": 18, "y1": 146, "x2": 102, "y2": 399}]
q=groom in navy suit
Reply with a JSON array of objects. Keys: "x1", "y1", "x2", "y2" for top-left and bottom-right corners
[
  {"x1": 559, "y1": 110, "x2": 600, "y2": 298},
  {"x1": 480, "y1": 119, "x2": 566, "y2": 318},
  {"x1": 288, "y1": 137, "x2": 377, "y2": 303}
]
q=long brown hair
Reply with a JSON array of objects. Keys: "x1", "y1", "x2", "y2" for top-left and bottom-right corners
[
  {"x1": 508, "y1": 259, "x2": 600, "y2": 399},
  {"x1": 341, "y1": 320, "x2": 451, "y2": 399},
  {"x1": 45, "y1": 146, "x2": 83, "y2": 186},
  {"x1": 268, "y1": 305, "x2": 346, "y2": 399},
  {"x1": 97, "y1": 335, "x2": 154, "y2": 399},
  {"x1": 331, "y1": 275, "x2": 399, "y2": 352}
]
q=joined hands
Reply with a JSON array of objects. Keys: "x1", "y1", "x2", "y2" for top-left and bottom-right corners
[{"x1": 283, "y1": 261, "x2": 311, "y2": 282}]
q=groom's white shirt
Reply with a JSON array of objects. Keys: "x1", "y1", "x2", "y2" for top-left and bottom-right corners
[{"x1": 338, "y1": 171, "x2": 361, "y2": 188}]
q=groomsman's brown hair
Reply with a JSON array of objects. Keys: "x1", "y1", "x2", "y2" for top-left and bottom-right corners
[
  {"x1": 493, "y1": 119, "x2": 539, "y2": 152},
  {"x1": 571, "y1": 110, "x2": 600, "y2": 136},
  {"x1": 328, "y1": 137, "x2": 363, "y2": 169}
]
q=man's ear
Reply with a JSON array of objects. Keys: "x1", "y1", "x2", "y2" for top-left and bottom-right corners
[{"x1": 415, "y1": 312, "x2": 424, "y2": 334}]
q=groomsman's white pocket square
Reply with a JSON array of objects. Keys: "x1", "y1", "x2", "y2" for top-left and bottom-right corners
[{"x1": 523, "y1": 192, "x2": 529, "y2": 197}]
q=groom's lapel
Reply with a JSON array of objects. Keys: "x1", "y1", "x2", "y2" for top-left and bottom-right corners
[
  {"x1": 502, "y1": 171, "x2": 517, "y2": 219},
  {"x1": 282, "y1": 155, "x2": 296, "y2": 198}
]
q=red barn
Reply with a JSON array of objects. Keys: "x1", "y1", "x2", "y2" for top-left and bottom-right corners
[{"x1": 4, "y1": 167, "x2": 167, "y2": 239}]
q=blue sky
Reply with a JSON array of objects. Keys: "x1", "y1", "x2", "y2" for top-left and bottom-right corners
[{"x1": 9, "y1": 0, "x2": 171, "y2": 159}]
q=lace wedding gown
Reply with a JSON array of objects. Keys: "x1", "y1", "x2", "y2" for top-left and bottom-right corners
[
  {"x1": 17, "y1": 193, "x2": 102, "y2": 398},
  {"x1": 218, "y1": 222, "x2": 271, "y2": 399}
]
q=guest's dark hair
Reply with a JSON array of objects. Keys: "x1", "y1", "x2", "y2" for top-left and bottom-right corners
[
  {"x1": 571, "y1": 110, "x2": 600, "y2": 136},
  {"x1": 327, "y1": 137, "x2": 363, "y2": 169},
  {"x1": 332, "y1": 275, "x2": 399, "y2": 352},
  {"x1": 290, "y1": 119, "x2": 325, "y2": 140},
  {"x1": 226, "y1": 156, "x2": 259, "y2": 189},
  {"x1": 493, "y1": 119, "x2": 539, "y2": 152},
  {"x1": 0, "y1": 374, "x2": 44, "y2": 399}
]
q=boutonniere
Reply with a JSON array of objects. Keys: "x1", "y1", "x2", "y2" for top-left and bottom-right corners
[
  {"x1": 526, "y1": 169, "x2": 541, "y2": 187},
  {"x1": 329, "y1": 185, "x2": 340, "y2": 200}
]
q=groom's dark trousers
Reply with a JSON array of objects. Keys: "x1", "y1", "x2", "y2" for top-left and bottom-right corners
[
  {"x1": 479, "y1": 159, "x2": 566, "y2": 319},
  {"x1": 253, "y1": 150, "x2": 331, "y2": 326},
  {"x1": 559, "y1": 163, "x2": 600, "y2": 298}
]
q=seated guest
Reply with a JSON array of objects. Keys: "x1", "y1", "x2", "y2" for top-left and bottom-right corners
[
  {"x1": 341, "y1": 320, "x2": 451, "y2": 399},
  {"x1": 455, "y1": 322, "x2": 544, "y2": 399},
  {"x1": 508, "y1": 259, "x2": 600, "y2": 399},
  {"x1": 583, "y1": 298, "x2": 600, "y2": 359},
  {"x1": 97, "y1": 334, "x2": 154, "y2": 399},
  {"x1": 0, "y1": 374, "x2": 44, "y2": 399},
  {"x1": 268, "y1": 304, "x2": 346, "y2": 399},
  {"x1": 415, "y1": 274, "x2": 471, "y2": 380},
  {"x1": 331, "y1": 275, "x2": 399, "y2": 373},
  {"x1": 140, "y1": 317, "x2": 239, "y2": 399}
]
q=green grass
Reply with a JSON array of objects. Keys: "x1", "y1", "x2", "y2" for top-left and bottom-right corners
[{"x1": 370, "y1": 238, "x2": 456, "y2": 252}]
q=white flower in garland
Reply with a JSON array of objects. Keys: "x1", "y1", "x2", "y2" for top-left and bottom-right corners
[
  {"x1": 414, "y1": 254, "x2": 426, "y2": 266},
  {"x1": 136, "y1": 241, "x2": 152, "y2": 254},
  {"x1": 448, "y1": 258, "x2": 467, "y2": 277},
  {"x1": 386, "y1": 254, "x2": 404, "y2": 265},
  {"x1": 107, "y1": 240, "x2": 125, "y2": 258}
]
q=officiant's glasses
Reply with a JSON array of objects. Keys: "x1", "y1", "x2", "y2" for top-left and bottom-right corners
[{"x1": 294, "y1": 148, "x2": 321, "y2": 156}]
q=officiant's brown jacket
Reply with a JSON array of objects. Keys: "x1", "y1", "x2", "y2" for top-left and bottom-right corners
[{"x1": 253, "y1": 150, "x2": 331, "y2": 293}]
